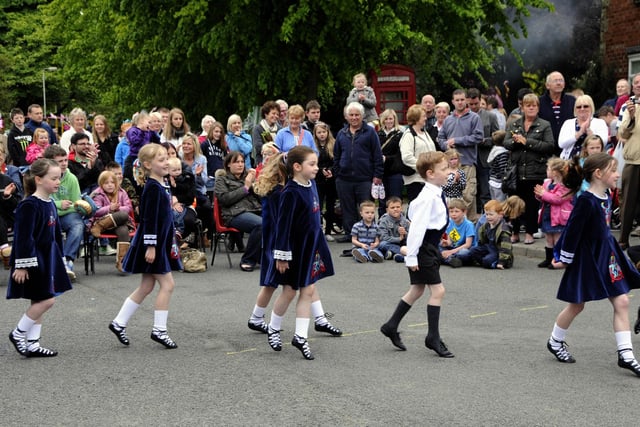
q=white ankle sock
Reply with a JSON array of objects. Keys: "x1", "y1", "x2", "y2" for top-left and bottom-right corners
[
  {"x1": 26, "y1": 324, "x2": 42, "y2": 350},
  {"x1": 153, "y1": 310, "x2": 169, "y2": 330},
  {"x1": 311, "y1": 301, "x2": 327, "y2": 326},
  {"x1": 269, "y1": 313, "x2": 284, "y2": 331},
  {"x1": 17, "y1": 314, "x2": 36, "y2": 334},
  {"x1": 615, "y1": 331, "x2": 635, "y2": 362},
  {"x1": 251, "y1": 305, "x2": 266, "y2": 321},
  {"x1": 113, "y1": 298, "x2": 139, "y2": 327},
  {"x1": 550, "y1": 323, "x2": 567, "y2": 346},
  {"x1": 295, "y1": 318, "x2": 310, "y2": 339}
]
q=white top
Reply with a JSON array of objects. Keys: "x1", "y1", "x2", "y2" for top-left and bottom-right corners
[
  {"x1": 59, "y1": 129, "x2": 93, "y2": 154},
  {"x1": 558, "y1": 117, "x2": 608, "y2": 160},
  {"x1": 404, "y1": 182, "x2": 447, "y2": 267},
  {"x1": 399, "y1": 127, "x2": 435, "y2": 185}
]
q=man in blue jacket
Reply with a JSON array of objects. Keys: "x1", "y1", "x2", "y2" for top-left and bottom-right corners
[{"x1": 333, "y1": 102, "x2": 383, "y2": 242}]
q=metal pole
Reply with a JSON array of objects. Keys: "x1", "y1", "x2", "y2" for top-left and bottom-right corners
[{"x1": 42, "y1": 69, "x2": 47, "y2": 117}]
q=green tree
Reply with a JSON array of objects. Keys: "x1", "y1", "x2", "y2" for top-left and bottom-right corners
[{"x1": 32, "y1": 0, "x2": 552, "y2": 123}]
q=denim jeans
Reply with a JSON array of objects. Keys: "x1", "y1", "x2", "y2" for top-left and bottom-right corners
[
  {"x1": 442, "y1": 247, "x2": 471, "y2": 265},
  {"x1": 458, "y1": 245, "x2": 498, "y2": 269},
  {"x1": 353, "y1": 247, "x2": 383, "y2": 262},
  {"x1": 379, "y1": 173, "x2": 404, "y2": 217},
  {"x1": 378, "y1": 240, "x2": 402, "y2": 256},
  {"x1": 59, "y1": 212, "x2": 85, "y2": 260},
  {"x1": 336, "y1": 179, "x2": 372, "y2": 235},
  {"x1": 228, "y1": 212, "x2": 262, "y2": 266}
]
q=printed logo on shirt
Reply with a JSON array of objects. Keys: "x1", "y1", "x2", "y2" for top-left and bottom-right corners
[{"x1": 312, "y1": 196, "x2": 320, "y2": 214}]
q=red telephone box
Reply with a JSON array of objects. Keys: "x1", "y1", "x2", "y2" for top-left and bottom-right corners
[{"x1": 370, "y1": 64, "x2": 416, "y2": 124}]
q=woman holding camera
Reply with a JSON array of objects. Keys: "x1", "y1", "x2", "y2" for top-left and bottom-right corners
[{"x1": 558, "y1": 95, "x2": 608, "y2": 160}]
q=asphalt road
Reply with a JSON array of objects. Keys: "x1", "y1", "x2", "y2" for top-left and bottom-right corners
[{"x1": 2, "y1": 240, "x2": 640, "y2": 426}]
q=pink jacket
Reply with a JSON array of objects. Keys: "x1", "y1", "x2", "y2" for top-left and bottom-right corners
[
  {"x1": 25, "y1": 143, "x2": 49, "y2": 164},
  {"x1": 536, "y1": 179, "x2": 573, "y2": 227},
  {"x1": 89, "y1": 187, "x2": 133, "y2": 227}
]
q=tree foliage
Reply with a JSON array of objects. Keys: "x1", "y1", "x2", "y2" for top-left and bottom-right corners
[{"x1": 3, "y1": 0, "x2": 554, "y2": 124}]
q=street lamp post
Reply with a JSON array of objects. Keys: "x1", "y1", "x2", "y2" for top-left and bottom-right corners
[{"x1": 42, "y1": 66, "x2": 58, "y2": 118}]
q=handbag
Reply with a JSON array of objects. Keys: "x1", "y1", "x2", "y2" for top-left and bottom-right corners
[
  {"x1": 393, "y1": 128, "x2": 417, "y2": 176},
  {"x1": 502, "y1": 156, "x2": 518, "y2": 194},
  {"x1": 180, "y1": 248, "x2": 207, "y2": 272}
]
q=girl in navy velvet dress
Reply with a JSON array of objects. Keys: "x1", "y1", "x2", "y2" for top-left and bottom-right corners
[
  {"x1": 8, "y1": 159, "x2": 72, "y2": 358},
  {"x1": 109, "y1": 144, "x2": 183, "y2": 349},
  {"x1": 547, "y1": 152, "x2": 640, "y2": 377},
  {"x1": 263, "y1": 146, "x2": 335, "y2": 360},
  {"x1": 248, "y1": 150, "x2": 341, "y2": 340}
]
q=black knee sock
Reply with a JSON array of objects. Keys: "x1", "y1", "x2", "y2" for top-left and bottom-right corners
[
  {"x1": 386, "y1": 299, "x2": 411, "y2": 330},
  {"x1": 427, "y1": 304, "x2": 441, "y2": 340},
  {"x1": 545, "y1": 247, "x2": 554, "y2": 262}
]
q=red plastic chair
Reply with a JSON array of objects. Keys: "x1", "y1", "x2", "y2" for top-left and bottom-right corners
[{"x1": 211, "y1": 196, "x2": 240, "y2": 268}]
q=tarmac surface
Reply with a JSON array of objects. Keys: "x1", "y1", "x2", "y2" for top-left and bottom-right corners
[{"x1": 2, "y1": 233, "x2": 640, "y2": 426}]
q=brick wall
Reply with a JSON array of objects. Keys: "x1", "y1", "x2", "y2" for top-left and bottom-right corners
[{"x1": 603, "y1": 0, "x2": 640, "y2": 78}]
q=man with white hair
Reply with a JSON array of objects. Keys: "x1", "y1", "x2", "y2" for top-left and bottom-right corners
[
  {"x1": 333, "y1": 102, "x2": 384, "y2": 242},
  {"x1": 538, "y1": 71, "x2": 576, "y2": 154}
]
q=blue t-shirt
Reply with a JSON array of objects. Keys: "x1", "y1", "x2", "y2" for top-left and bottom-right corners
[{"x1": 443, "y1": 218, "x2": 476, "y2": 248}]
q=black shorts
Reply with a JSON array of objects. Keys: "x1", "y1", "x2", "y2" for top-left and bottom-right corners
[{"x1": 408, "y1": 243, "x2": 442, "y2": 285}]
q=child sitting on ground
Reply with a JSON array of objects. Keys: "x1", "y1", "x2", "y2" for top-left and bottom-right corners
[
  {"x1": 351, "y1": 200, "x2": 384, "y2": 263},
  {"x1": 440, "y1": 198, "x2": 476, "y2": 268},
  {"x1": 377, "y1": 196, "x2": 410, "y2": 263},
  {"x1": 458, "y1": 199, "x2": 513, "y2": 269},
  {"x1": 442, "y1": 149, "x2": 467, "y2": 200}
]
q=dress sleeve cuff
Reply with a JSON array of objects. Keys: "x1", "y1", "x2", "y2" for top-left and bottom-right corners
[
  {"x1": 15, "y1": 257, "x2": 38, "y2": 268},
  {"x1": 273, "y1": 250, "x2": 292, "y2": 261},
  {"x1": 559, "y1": 249, "x2": 573, "y2": 264},
  {"x1": 143, "y1": 234, "x2": 158, "y2": 245}
]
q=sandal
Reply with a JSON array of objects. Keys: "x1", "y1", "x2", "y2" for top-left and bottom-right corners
[
  {"x1": 524, "y1": 239, "x2": 535, "y2": 245},
  {"x1": 240, "y1": 263, "x2": 254, "y2": 272}
]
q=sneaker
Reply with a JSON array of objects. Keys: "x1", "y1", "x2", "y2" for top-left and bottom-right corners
[
  {"x1": 315, "y1": 322, "x2": 343, "y2": 336},
  {"x1": 150, "y1": 329, "x2": 178, "y2": 349},
  {"x1": 368, "y1": 250, "x2": 384, "y2": 263},
  {"x1": 100, "y1": 245, "x2": 117, "y2": 256},
  {"x1": 393, "y1": 254, "x2": 405, "y2": 263},
  {"x1": 291, "y1": 334, "x2": 314, "y2": 360},
  {"x1": 336, "y1": 235, "x2": 351, "y2": 243},
  {"x1": 66, "y1": 259, "x2": 74, "y2": 271},
  {"x1": 352, "y1": 249, "x2": 368, "y2": 263},
  {"x1": 385, "y1": 250, "x2": 393, "y2": 260},
  {"x1": 325, "y1": 234, "x2": 335, "y2": 242},
  {"x1": 371, "y1": 184, "x2": 380, "y2": 199},
  {"x1": 267, "y1": 327, "x2": 282, "y2": 351},
  {"x1": 248, "y1": 318, "x2": 269, "y2": 334},
  {"x1": 547, "y1": 339, "x2": 575, "y2": 363},
  {"x1": 448, "y1": 257, "x2": 463, "y2": 268},
  {"x1": 65, "y1": 260, "x2": 76, "y2": 282},
  {"x1": 533, "y1": 231, "x2": 545, "y2": 239},
  {"x1": 632, "y1": 226, "x2": 640, "y2": 237}
]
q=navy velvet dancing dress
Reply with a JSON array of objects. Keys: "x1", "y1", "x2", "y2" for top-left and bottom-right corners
[
  {"x1": 273, "y1": 180, "x2": 334, "y2": 289},
  {"x1": 6, "y1": 196, "x2": 72, "y2": 300},
  {"x1": 555, "y1": 191, "x2": 640, "y2": 303},
  {"x1": 122, "y1": 179, "x2": 183, "y2": 274},
  {"x1": 260, "y1": 184, "x2": 285, "y2": 288}
]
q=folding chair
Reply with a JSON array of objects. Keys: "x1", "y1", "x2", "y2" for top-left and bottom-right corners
[
  {"x1": 211, "y1": 196, "x2": 240, "y2": 268},
  {"x1": 84, "y1": 215, "x2": 137, "y2": 275}
]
